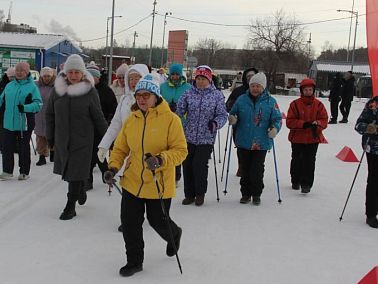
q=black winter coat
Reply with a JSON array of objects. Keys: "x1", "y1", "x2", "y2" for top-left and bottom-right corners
[
  {"x1": 329, "y1": 75, "x2": 343, "y2": 101},
  {"x1": 341, "y1": 77, "x2": 355, "y2": 102},
  {"x1": 95, "y1": 81, "x2": 118, "y2": 124},
  {"x1": 45, "y1": 73, "x2": 108, "y2": 181}
]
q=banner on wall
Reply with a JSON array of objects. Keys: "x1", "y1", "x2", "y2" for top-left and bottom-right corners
[
  {"x1": 366, "y1": 0, "x2": 378, "y2": 97},
  {"x1": 0, "y1": 48, "x2": 36, "y2": 77}
]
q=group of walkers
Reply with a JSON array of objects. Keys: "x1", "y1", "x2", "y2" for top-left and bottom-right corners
[{"x1": 1, "y1": 55, "x2": 378, "y2": 278}]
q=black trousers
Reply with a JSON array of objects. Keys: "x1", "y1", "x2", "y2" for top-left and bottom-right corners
[
  {"x1": 175, "y1": 164, "x2": 182, "y2": 181},
  {"x1": 121, "y1": 190, "x2": 181, "y2": 265},
  {"x1": 290, "y1": 143, "x2": 319, "y2": 187},
  {"x1": 2, "y1": 128, "x2": 32, "y2": 175},
  {"x1": 67, "y1": 180, "x2": 83, "y2": 201},
  {"x1": 237, "y1": 148, "x2": 267, "y2": 197},
  {"x1": 339, "y1": 100, "x2": 352, "y2": 120},
  {"x1": 183, "y1": 143, "x2": 213, "y2": 198},
  {"x1": 330, "y1": 98, "x2": 340, "y2": 120},
  {"x1": 89, "y1": 135, "x2": 108, "y2": 183},
  {"x1": 366, "y1": 153, "x2": 378, "y2": 218}
]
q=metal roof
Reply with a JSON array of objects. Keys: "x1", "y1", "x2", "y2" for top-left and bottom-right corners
[
  {"x1": 0, "y1": 32, "x2": 82, "y2": 52},
  {"x1": 312, "y1": 61, "x2": 370, "y2": 74}
]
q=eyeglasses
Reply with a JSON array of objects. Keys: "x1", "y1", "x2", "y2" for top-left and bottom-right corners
[
  {"x1": 135, "y1": 92, "x2": 152, "y2": 100},
  {"x1": 117, "y1": 76, "x2": 125, "y2": 80}
]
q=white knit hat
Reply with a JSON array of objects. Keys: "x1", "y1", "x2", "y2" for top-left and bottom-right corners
[
  {"x1": 116, "y1": 63, "x2": 129, "y2": 77},
  {"x1": 249, "y1": 72, "x2": 267, "y2": 89},
  {"x1": 6, "y1": 67, "x2": 15, "y2": 77},
  {"x1": 40, "y1": 67, "x2": 54, "y2": 77},
  {"x1": 63, "y1": 54, "x2": 86, "y2": 74}
]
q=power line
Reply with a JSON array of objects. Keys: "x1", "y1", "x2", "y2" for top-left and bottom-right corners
[{"x1": 81, "y1": 13, "x2": 152, "y2": 43}]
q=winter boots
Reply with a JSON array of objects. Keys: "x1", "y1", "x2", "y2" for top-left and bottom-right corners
[
  {"x1": 301, "y1": 185, "x2": 311, "y2": 194},
  {"x1": 292, "y1": 183, "x2": 300, "y2": 190},
  {"x1": 240, "y1": 196, "x2": 251, "y2": 204},
  {"x1": 119, "y1": 263, "x2": 143, "y2": 277},
  {"x1": 182, "y1": 197, "x2": 195, "y2": 205},
  {"x1": 328, "y1": 119, "x2": 337, "y2": 124},
  {"x1": 166, "y1": 227, "x2": 182, "y2": 257},
  {"x1": 195, "y1": 195, "x2": 205, "y2": 206},
  {"x1": 59, "y1": 200, "x2": 76, "y2": 220},
  {"x1": 339, "y1": 118, "x2": 348, "y2": 123},
  {"x1": 78, "y1": 188, "x2": 87, "y2": 205},
  {"x1": 0, "y1": 172, "x2": 13, "y2": 181},
  {"x1": 366, "y1": 217, "x2": 378, "y2": 228},
  {"x1": 252, "y1": 196, "x2": 261, "y2": 206},
  {"x1": 36, "y1": 155, "x2": 46, "y2": 166},
  {"x1": 18, "y1": 174, "x2": 29, "y2": 180}
]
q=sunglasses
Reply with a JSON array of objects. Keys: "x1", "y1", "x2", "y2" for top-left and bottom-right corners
[{"x1": 135, "y1": 92, "x2": 152, "y2": 100}]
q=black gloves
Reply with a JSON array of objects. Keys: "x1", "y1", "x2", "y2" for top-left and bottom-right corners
[
  {"x1": 303, "y1": 122, "x2": 312, "y2": 129},
  {"x1": 145, "y1": 154, "x2": 162, "y2": 171},
  {"x1": 208, "y1": 120, "x2": 217, "y2": 133},
  {"x1": 17, "y1": 105, "x2": 24, "y2": 113},
  {"x1": 103, "y1": 168, "x2": 117, "y2": 185},
  {"x1": 169, "y1": 102, "x2": 177, "y2": 112}
]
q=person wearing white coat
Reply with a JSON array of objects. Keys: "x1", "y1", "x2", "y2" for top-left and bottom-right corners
[{"x1": 97, "y1": 64, "x2": 149, "y2": 161}]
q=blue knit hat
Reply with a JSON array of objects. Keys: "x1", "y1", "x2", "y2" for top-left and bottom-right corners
[
  {"x1": 135, "y1": 74, "x2": 161, "y2": 97},
  {"x1": 169, "y1": 63, "x2": 183, "y2": 76}
]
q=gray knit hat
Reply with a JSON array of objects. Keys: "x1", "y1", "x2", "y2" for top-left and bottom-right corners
[
  {"x1": 249, "y1": 72, "x2": 267, "y2": 89},
  {"x1": 63, "y1": 54, "x2": 86, "y2": 74}
]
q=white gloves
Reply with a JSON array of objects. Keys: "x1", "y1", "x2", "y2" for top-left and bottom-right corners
[
  {"x1": 268, "y1": 127, "x2": 278, "y2": 139},
  {"x1": 97, "y1": 147, "x2": 108, "y2": 163},
  {"x1": 228, "y1": 115, "x2": 237, "y2": 125}
]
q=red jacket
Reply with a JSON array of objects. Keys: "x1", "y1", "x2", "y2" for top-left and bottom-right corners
[{"x1": 286, "y1": 96, "x2": 328, "y2": 144}]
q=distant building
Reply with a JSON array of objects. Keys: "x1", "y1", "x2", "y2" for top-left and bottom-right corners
[
  {"x1": 0, "y1": 32, "x2": 85, "y2": 77},
  {"x1": 167, "y1": 30, "x2": 188, "y2": 67},
  {"x1": 309, "y1": 60, "x2": 370, "y2": 90},
  {"x1": 0, "y1": 22, "x2": 37, "y2": 33},
  {"x1": 101, "y1": 55, "x2": 131, "y2": 71}
]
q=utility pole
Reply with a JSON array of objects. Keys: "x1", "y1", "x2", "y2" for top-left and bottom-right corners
[
  {"x1": 148, "y1": 0, "x2": 157, "y2": 67},
  {"x1": 108, "y1": 0, "x2": 116, "y2": 86},
  {"x1": 132, "y1": 31, "x2": 138, "y2": 64},
  {"x1": 307, "y1": 33, "x2": 312, "y2": 56},
  {"x1": 161, "y1": 12, "x2": 171, "y2": 67},
  {"x1": 350, "y1": 11, "x2": 358, "y2": 72},
  {"x1": 346, "y1": 0, "x2": 355, "y2": 62}
]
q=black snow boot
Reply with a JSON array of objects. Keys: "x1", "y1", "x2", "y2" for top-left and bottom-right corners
[
  {"x1": 119, "y1": 263, "x2": 143, "y2": 277},
  {"x1": 252, "y1": 196, "x2": 261, "y2": 205},
  {"x1": 59, "y1": 200, "x2": 76, "y2": 220},
  {"x1": 36, "y1": 155, "x2": 46, "y2": 166},
  {"x1": 49, "y1": 151, "x2": 54, "y2": 162},
  {"x1": 166, "y1": 227, "x2": 182, "y2": 257},
  {"x1": 118, "y1": 225, "x2": 123, "y2": 232},
  {"x1": 301, "y1": 185, "x2": 311, "y2": 194},
  {"x1": 366, "y1": 217, "x2": 378, "y2": 228},
  {"x1": 78, "y1": 188, "x2": 87, "y2": 205}
]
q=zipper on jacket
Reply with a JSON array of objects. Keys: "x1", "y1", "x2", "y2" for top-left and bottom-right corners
[
  {"x1": 195, "y1": 93, "x2": 203, "y2": 144},
  {"x1": 136, "y1": 112, "x2": 148, "y2": 197}
]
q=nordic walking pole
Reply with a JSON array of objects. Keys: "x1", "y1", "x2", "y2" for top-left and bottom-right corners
[
  {"x1": 271, "y1": 139, "x2": 282, "y2": 204},
  {"x1": 221, "y1": 125, "x2": 231, "y2": 182},
  {"x1": 110, "y1": 179, "x2": 123, "y2": 196},
  {"x1": 217, "y1": 130, "x2": 221, "y2": 163},
  {"x1": 145, "y1": 153, "x2": 183, "y2": 274},
  {"x1": 339, "y1": 138, "x2": 370, "y2": 221},
  {"x1": 212, "y1": 146, "x2": 220, "y2": 202},
  {"x1": 223, "y1": 128, "x2": 233, "y2": 195},
  {"x1": 30, "y1": 137, "x2": 37, "y2": 155}
]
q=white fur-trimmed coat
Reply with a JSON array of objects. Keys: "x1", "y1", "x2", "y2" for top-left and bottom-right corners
[{"x1": 45, "y1": 72, "x2": 108, "y2": 181}]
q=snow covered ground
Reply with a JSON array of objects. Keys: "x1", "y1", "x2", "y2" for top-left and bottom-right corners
[{"x1": 0, "y1": 93, "x2": 377, "y2": 284}]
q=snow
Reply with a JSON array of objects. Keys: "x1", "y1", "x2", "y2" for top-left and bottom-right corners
[{"x1": 0, "y1": 93, "x2": 377, "y2": 284}]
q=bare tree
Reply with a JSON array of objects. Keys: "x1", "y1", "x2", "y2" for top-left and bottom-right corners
[
  {"x1": 248, "y1": 9, "x2": 307, "y2": 90},
  {"x1": 194, "y1": 38, "x2": 223, "y2": 67}
]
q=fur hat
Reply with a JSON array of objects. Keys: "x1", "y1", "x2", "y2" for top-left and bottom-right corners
[
  {"x1": 40, "y1": 67, "x2": 54, "y2": 77},
  {"x1": 169, "y1": 63, "x2": 183, "y2": 76},
  {"x1": 63, "y1": 54, "x2": 86, "y2": 74},
  {"x1": 135, "y1": 73, "x2": 161, "y2": 97},
  {"x1": 116, "y1": 63, "x2": 129, "y2": 77},
  {"x1": 6, "y1": 67, "x2": 15, "y2": 77},
  {"x1": 86, "y1": 67, "x2": 101, "y2": 78},
  {"x1": 249, "y1": 72, "x2": 267, "y2": 89},
  {"x1": 195, "y1": 65, "x2": 212, "y2": 82}
]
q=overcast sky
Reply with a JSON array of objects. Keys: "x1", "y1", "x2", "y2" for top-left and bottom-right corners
[{"x1": 0, "y1": 0, "x2": 367, "y2": 56}]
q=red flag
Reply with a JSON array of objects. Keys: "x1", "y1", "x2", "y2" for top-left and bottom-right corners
[{"x1": 367, "y1": 0, "x2": 378, "y2": 97}]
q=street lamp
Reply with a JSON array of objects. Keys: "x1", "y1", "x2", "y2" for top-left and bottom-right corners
[
  {"x1": 105, "y1": 15, "x2": 122, "y2": 74},
  {"x1": 337, "y1": 9, "x2": 358, "y2": 71},
  {"x1": 161, "y1": 12, "x2": 172, "y2": 67}
]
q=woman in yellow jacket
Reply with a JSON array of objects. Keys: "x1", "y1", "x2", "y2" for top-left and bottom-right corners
[{"x1": 105, "y1": 74, "x2": 188, "y2": 277}]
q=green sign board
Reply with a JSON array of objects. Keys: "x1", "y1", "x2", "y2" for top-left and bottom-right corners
[{"x1": 0, "y1": 47, "x2": 36, "y2": 77}]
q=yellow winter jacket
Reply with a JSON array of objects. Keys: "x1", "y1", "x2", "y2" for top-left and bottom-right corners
[{"x1": 109, "y1": 99, "x2": 188, "y2": 199}]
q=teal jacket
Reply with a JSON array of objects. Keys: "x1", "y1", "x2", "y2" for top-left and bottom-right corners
[
  {"x1": 160, "y1": 79, "x2": 191, "y2": 105},
  {"x1": 0, "y1": 74, "x2": 42, "y2": 131}
]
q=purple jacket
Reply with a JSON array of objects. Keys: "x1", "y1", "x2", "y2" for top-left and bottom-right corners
[
  {"x1": 34, "y1": 77, "x2": 55, "y2": 136},
  {"x1": 176, "y1": 84, "x2": 227, "y2": 145}
]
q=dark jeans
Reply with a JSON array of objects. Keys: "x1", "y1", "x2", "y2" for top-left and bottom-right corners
[
  {"x1": 339, "y1": 100, "x2": 352, "y2": 120},
  {"x1": 183, "y1": 143, "x2": 213, "y2": 198},
  {"x1": 2, "y1": 128, "x2": 32, "y2": 175},
  {"x1": 290, "y1": 143, "x2": 319, "y2": 187},
  {"x1": 330, "y1": 98, "x2": 340, "y2": 121},
  {"x1": 238, "y1": 148, "x2": 267, "y2": 197},
  {"x1": 366, "y1": 153, "x2": 378, "y2": 218},
  {"x1": 175, "y1": 164, "x2": 182, "y2": 181},
  {"x1": 121, "y1": 190, "x2": 181, "y2": 265}
]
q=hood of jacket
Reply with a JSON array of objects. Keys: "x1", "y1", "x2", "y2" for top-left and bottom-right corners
[
  {"x1": 124, "y1": 64, "x2": 150, "y2": 96},
  {"x1": 54, "y1": 70, "x2": 95, "y2": 97}
]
